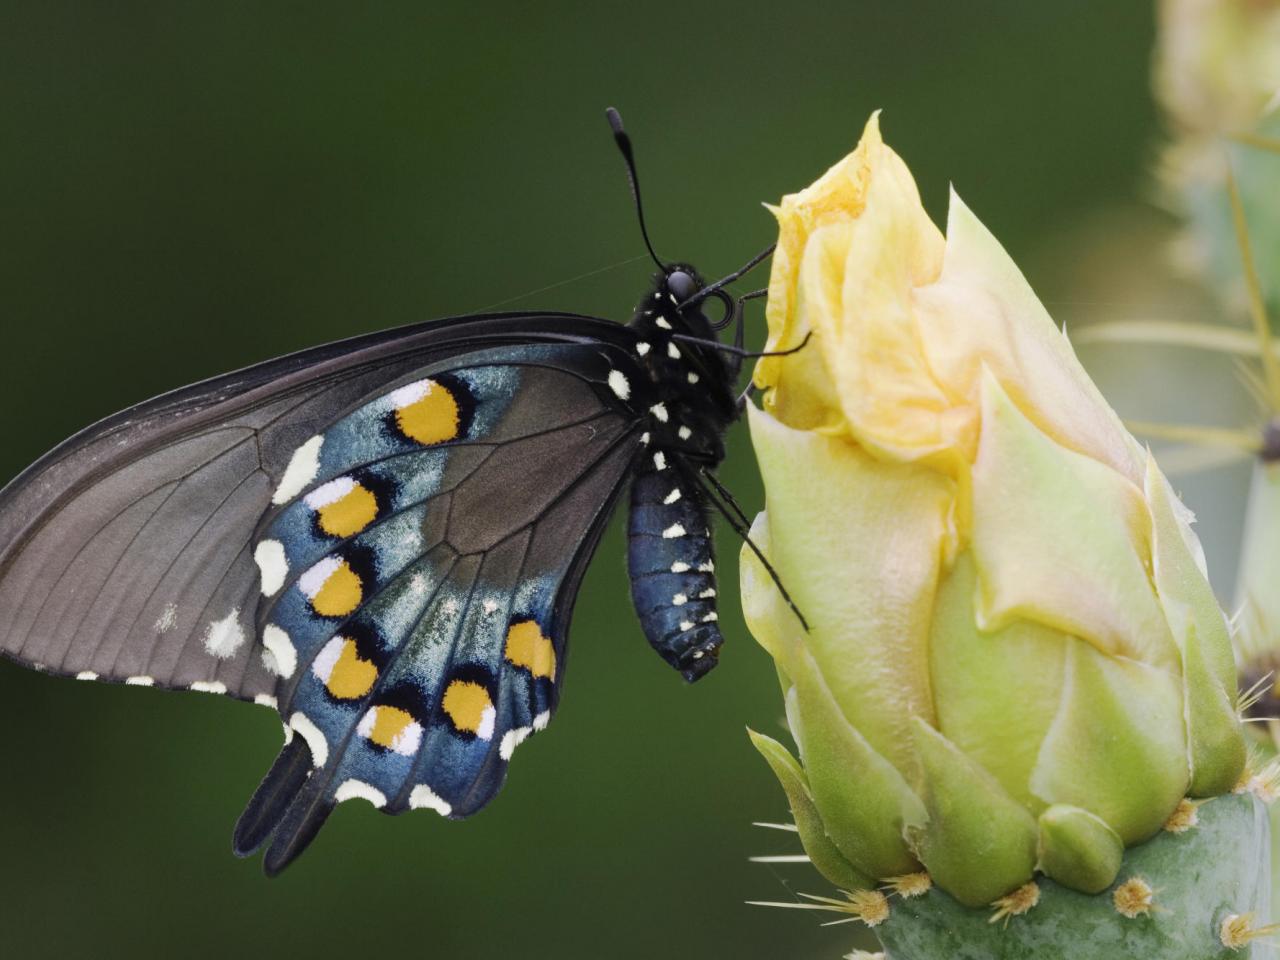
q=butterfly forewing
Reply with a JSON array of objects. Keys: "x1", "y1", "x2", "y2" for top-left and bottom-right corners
[{"x1": 0, "y1": 314, "x2": 639, "y2": 701}]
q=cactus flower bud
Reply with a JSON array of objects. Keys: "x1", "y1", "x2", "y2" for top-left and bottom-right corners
[{"x1": 742, "y1": 114, "x2": 1249, "y2": 913}]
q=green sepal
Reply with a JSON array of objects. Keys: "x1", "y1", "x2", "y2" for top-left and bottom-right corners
[
  {"x1": 1183, "y1": 622, "x2": 1249, "y2": 797},
  {"x1": 1145, "y1": 456, "x2": 1247, "y2": 796},
  {"x1": 906, "y1": 717, "x2": 1037, "y2": 907},
  {"x1": 787, "y1": 651, "x2": 925, "y2": 879},
  {"x1": 1029, "y1": 638, "x2": 1188, "y2": 844},
  {"x1": 1036, "y1": 804, "x2": 1123, "y2": 894},
  {"x1": 746, "y1": 728, "x2": 872, "y2": 891}
]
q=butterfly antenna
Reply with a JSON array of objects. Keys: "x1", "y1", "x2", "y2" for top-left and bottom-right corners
[{"x1": 606, "y1": 107, "x2": 665, "y2": 271}]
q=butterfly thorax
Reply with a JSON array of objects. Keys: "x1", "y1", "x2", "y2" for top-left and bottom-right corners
[{"x1": 624, "y1": 266, "x2": 740, "y2": 465}]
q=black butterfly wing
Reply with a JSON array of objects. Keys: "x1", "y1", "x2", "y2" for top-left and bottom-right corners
[{"x1": 0, "y1": 312, "x2": 642, "y2": 703}]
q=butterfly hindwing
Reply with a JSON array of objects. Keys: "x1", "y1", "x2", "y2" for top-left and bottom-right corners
[
  {"x1": 0, "y1": 313, "x2": 640, "y2": 703},
  {"x1": 229, "y1": 343, "x2": 647, "y2": 870}
]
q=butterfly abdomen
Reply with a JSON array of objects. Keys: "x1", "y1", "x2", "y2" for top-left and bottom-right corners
[{"x1": 626, "y1": 450, "x2": 722, "y2": 682}]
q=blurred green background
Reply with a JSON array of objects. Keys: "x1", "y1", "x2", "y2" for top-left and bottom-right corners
[{"x1": 0, "y1": 3, "x2": 1164, "y2": 958}]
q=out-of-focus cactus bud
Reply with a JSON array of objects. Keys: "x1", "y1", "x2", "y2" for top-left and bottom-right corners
[
  {"x1": 741, "y1": 114, "x2": 1250, "y2": 916},
  {"x1": 1154, "y1": 0, "x2": 1280, "y2": 316}
]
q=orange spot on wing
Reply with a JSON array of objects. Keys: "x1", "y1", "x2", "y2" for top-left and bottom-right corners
[
  {"x1": 504, "y1": 620, "x2": 556, "y2": 680},
  {"x1": 312, "y1": 561, "x2": 363, "y2": 617},
  {"x1": 366, "y1": 706, "x2": 416, "y2": 749},
  {"x1": 316, "y1": 484, "x2": 379, "y2": 538},
  {"x1": 324, "y1": 639, "x2": 377, "y2": 699},
  {"x1": 442, "y1": 680, "x2": 494, "y2": 737},
  {"x1": 395, "y1": 381, "x2": 461, "y2": 445}
]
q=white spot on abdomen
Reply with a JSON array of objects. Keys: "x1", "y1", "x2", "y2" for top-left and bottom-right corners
[
  {"x1": 203, "y1": 610, "x2": 247, "y2": 659},
  {"x1": 254, "y1": 540, "x2": 289, "y2": 597},
  {"x1": 272, "y1": 435, "x2": 324, "y2": 505}
]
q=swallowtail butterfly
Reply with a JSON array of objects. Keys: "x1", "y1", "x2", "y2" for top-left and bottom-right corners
[{"x1": 0, "y1": 109, "x2": 805, "y2": 874}]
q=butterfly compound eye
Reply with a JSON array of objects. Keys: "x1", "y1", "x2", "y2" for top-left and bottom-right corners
[{"x1": 667, "y1": 270, "x2": 698, "y2": 303}]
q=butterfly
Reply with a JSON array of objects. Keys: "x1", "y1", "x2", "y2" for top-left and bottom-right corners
[{"x1": 0, "y1": 109, "x2": 805, "y2": 874}]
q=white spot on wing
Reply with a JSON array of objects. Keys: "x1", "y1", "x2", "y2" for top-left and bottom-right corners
[
  {"x1": 640, "y1": 432, "x2": 651, "y2": 445},
  {"x1": 672, "y1": 593, "x2": 688, "y2": 606},
  {"x1": 254, "y1": 693, "x2": 278, "y2": 709},
  {"x1": 698, "y1": 560, "x2": 714, "y2": 572},
  {"x1": 687, "y1": 372, "x2": 699, "y2": 384},
  {"x1": 670, "y1": 561, "x2": 690, "y2": 573},
  {"x1": 388, "y1": 378, "x2": 435, "y2": 409},
  {"x1": 698, "y1": 588, "x2": 717, "y2": 599},
  {"x1": 190, "y1": 680, "x2": 227, "y2": 694},
  {"x1": 650, "y1": 402, "x2": 669, "y2": 422},
  {"x1": 533, "y1": 710, "x2": 551, "y2": 731},
  {"x1": 125, "y1": 676, "x2": 154, "y2": 686},
  {"x1": 702, "y1": 612, "x2": 718, "y2": 622},
  {"x1": 203, "y1": 610, "x2": 247, "y2": 659},
  {"x1": 679, "y1": 620, "x2": 694, "y2": 632},
  {"x1": 636, "y1": 341, "x2": 651, "y2": 357},
  {"x1": 272, "y1": 435, "x2": 324, "y2": 505},
  {"x1": 482, "y1": 599, "x2": 499, "y2": 615},
  {"x1": 653, "y1": 452, "x2": 667, "y2": 470},
  {"x1": 298, "y1": 555, "x2": 342, "y2": 600},
  {"x1": 677, "y1": 426, "x2": 692, "y2": 440},
  {"x1": 303, "y1": 476, "x2": 356, "y2": 511},
  {"x1": 607, "y1": 369, "x2": 630, "y2": 400},
  {"x1": 289, "y1": 711, "x2": 328, "y2": 767},
  {"x1": 500, "y1": 726, "x2": 533, "y2": 761},
  {"x1": 477, "y1": 705, "x2": 497, "y2": 742},
  {"x1": 663, "y1": 488, "x2": 682, "y2": 505},
  {"x1": 311, "y1": 636, "x2": 345, "y2": 684},
  {"x1": 254, "y1": 540, "x2": 289, "y2": 597},
  {"x1": 262, "y1": 624, "x2": 298, "y2": 678},
  {"x1": 667, "y1": 342, "x2": 681, "y2": 359},
  {"x1": 154, "y1": 603, "x2": 178, "y2": 634},
  {"x1": 409, "y1": 784, "x2": 452, "y2": 816},
  {"x1": 335, "y1": 779, "x2": 387, "y2": 808},
  {"x1": 662, "y1": 523, "x2": 686, "y2": 539},
  {"x1": 656, "y1": 317, "x2": 672, "y2": 330},
  {"x1": 75, "y1": 671, "x2": 98, "y2": 681}
]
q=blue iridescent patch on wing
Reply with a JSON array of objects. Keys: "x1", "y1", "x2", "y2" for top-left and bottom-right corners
[{"x1": 241, "y1": 348, "x2": 641, "y2": 839}]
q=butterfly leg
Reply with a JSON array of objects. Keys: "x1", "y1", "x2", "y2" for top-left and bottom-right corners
[{"x1": 694, "y1": 470, "x2": 810, "y2": 632}]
